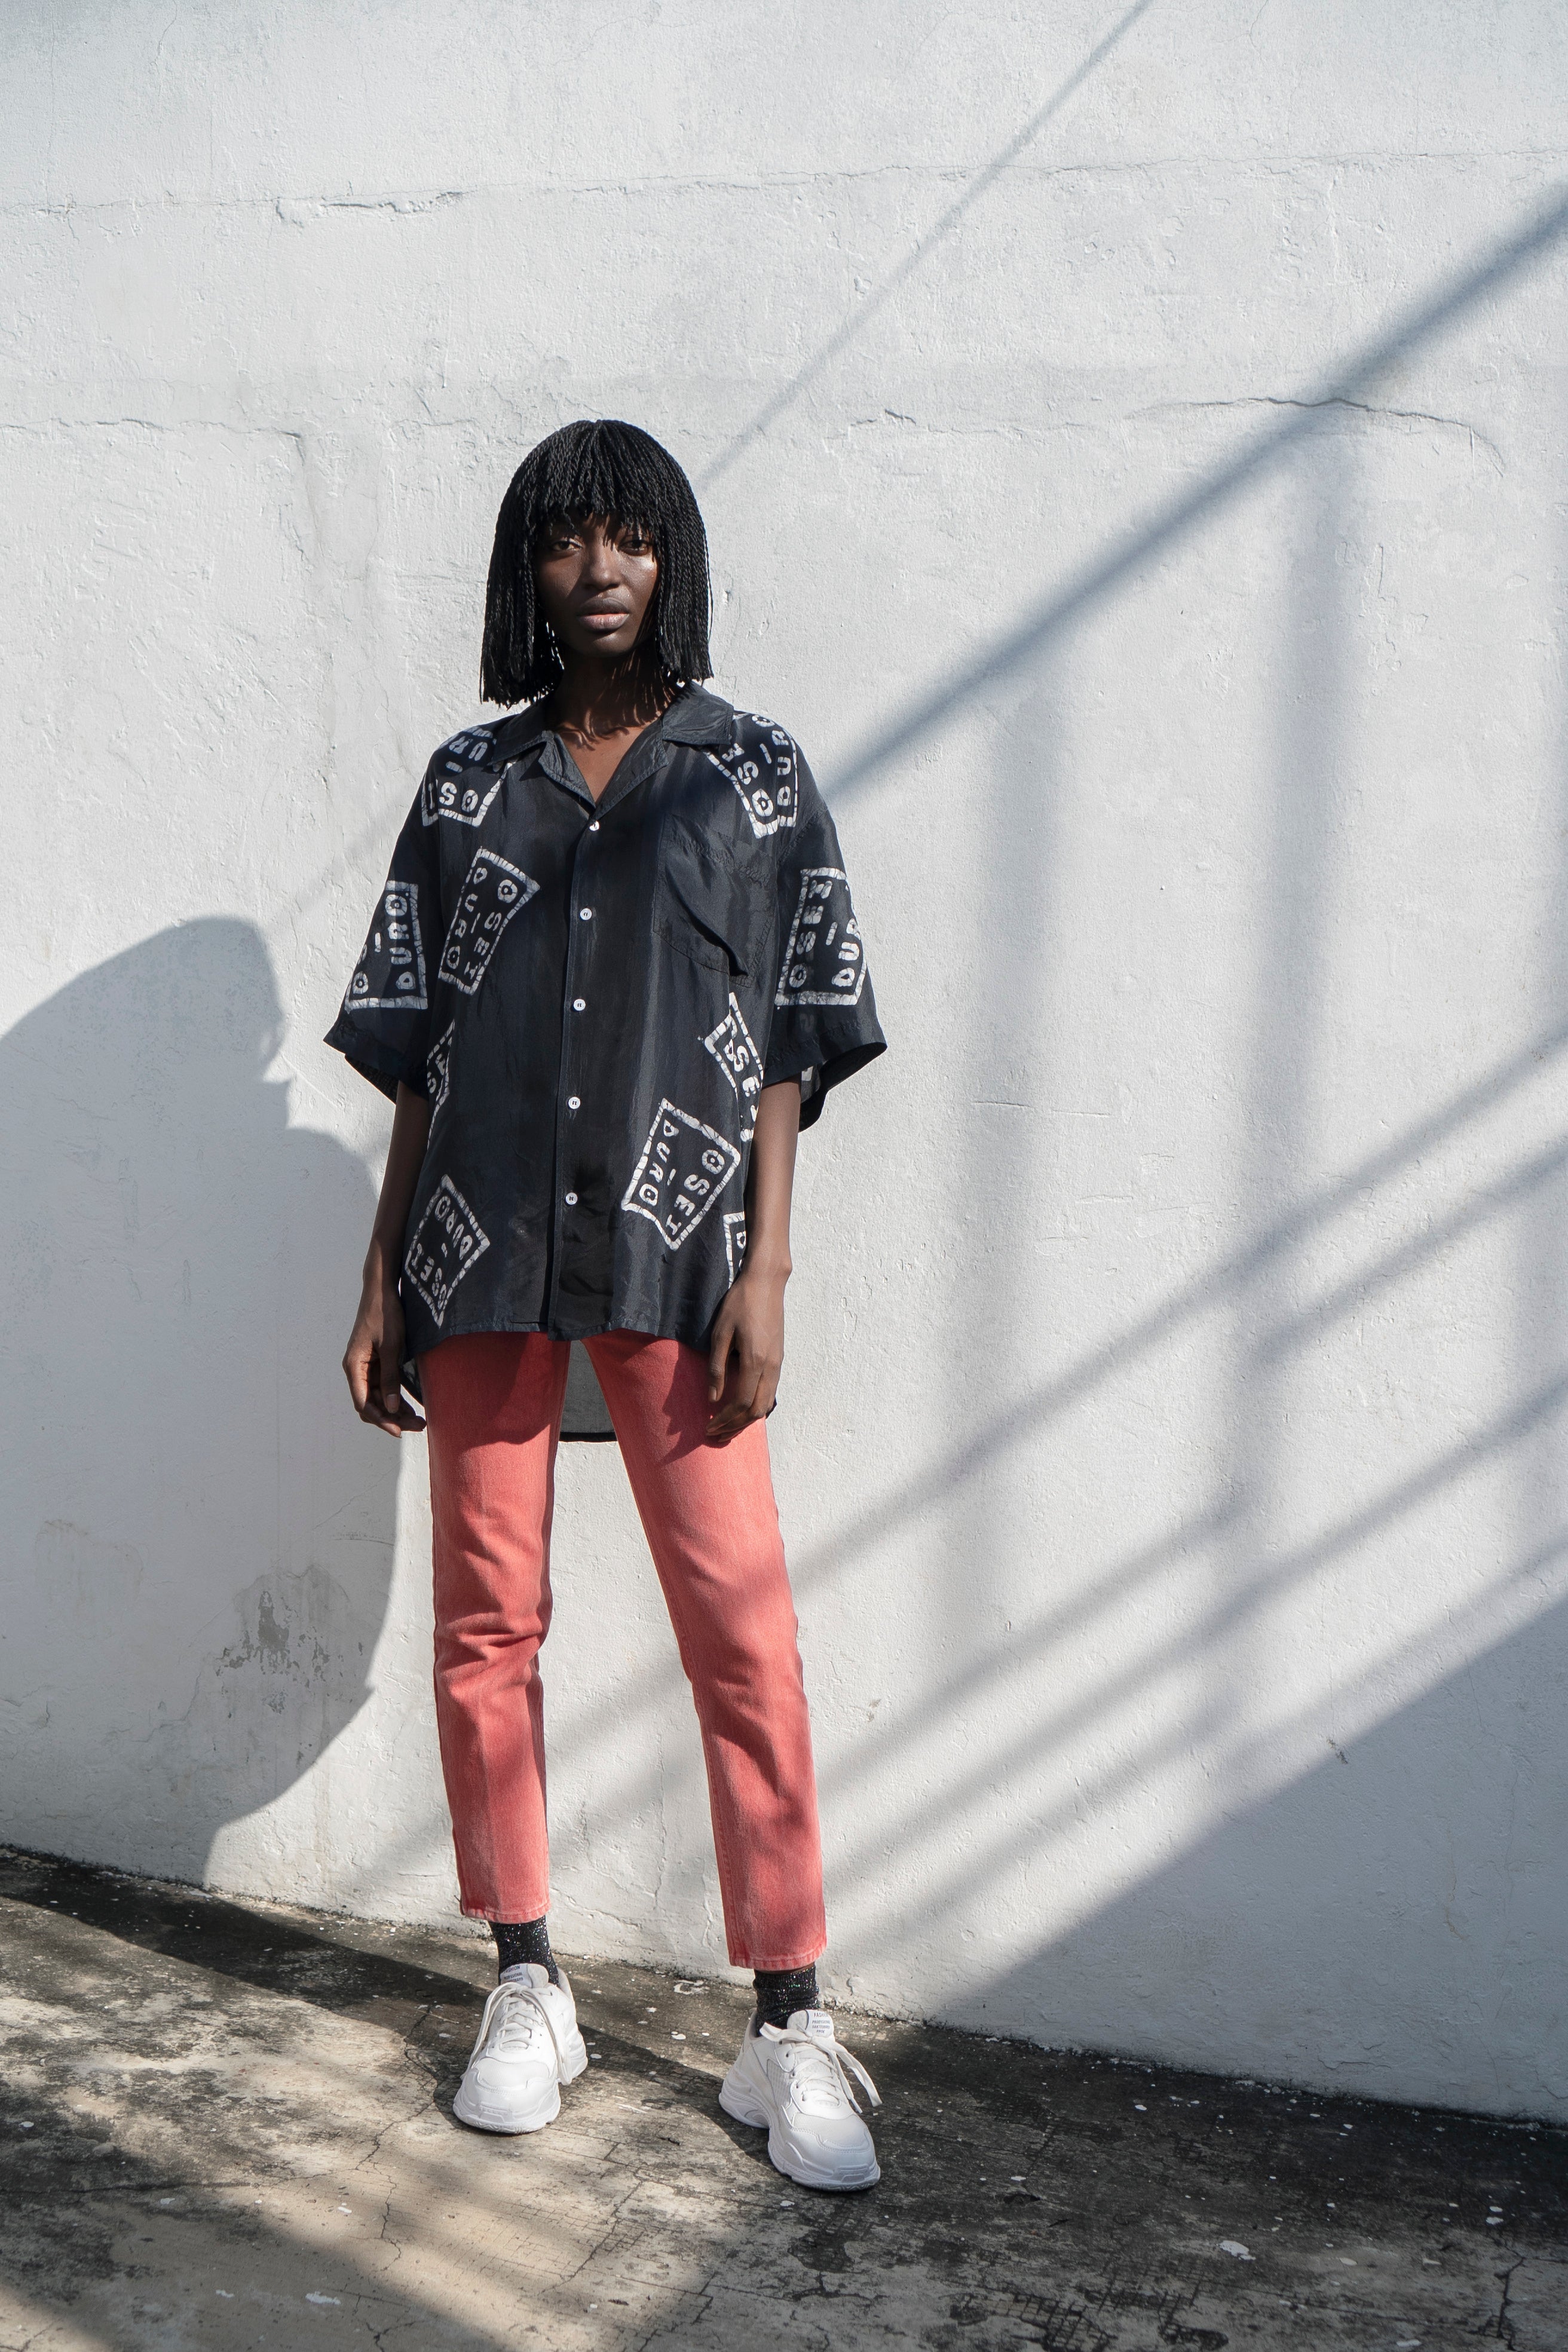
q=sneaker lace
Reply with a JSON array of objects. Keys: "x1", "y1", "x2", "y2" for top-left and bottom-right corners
[
  {"x1": 760, "y1": 2022, "x2": 882, "y2": 2118},
  {"x1": 473, "y1": 1980, "x2": 561, "y2": 2064}
]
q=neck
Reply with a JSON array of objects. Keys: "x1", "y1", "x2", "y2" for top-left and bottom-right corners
[{"x1": 544, "y1": 651, "x2": 676, "y2": 745}]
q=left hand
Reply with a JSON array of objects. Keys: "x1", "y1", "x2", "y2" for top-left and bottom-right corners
[{"x1": 706, "y1": 1266, "x2": 787, "y2": 1445}]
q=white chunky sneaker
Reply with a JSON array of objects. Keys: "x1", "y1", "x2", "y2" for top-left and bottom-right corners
[
  {"x1": 719, "y1": 2008, "x2": 881, "y2": 2189},
  {"x1": 452, "y1": 1964, "x2": 587, "y2": 2134}
]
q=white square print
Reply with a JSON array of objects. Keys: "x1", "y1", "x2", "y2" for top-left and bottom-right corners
[
  {"x1": 621, "y1": 1100, "x2": 742, "y2": 1251},
  {"x1": 421, "y1": 731, "x2": 504, "y2": 828},
  {"x1": 425, "y1": 1021, "x2": 455, "y2": 1121},
  {"x1": 345, "y1": 880, "x2": 427, "y2": 1012},
  {"x1": 705, "y1": 717, "x2": 798, "y2": 839},
  {"x1": 776, "y1": 868, "x2": 867, "y2": 1006},
  {"x1": 702, "y1": 994, "x2": 764, "y2": 1135},
  {"x1": 403, "y1": 1175, "x2": 490, "y2": 1325},
  {"x1": 439, "y1": 850, "x2": 538, "y2": 996},
  {"x1": 722, "y1": 1211, "x2": 748, "y2": 1285}
]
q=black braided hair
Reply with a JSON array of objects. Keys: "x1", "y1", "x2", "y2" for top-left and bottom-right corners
[{"x1": 480, "y1": 419, "x2": 712, "y2": 707}]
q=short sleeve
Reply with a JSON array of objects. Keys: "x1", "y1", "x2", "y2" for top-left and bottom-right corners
[
  {"x1": 761, "y1": 746, "x2": 886, "y2": 1130},
  {"x1": 323, "y1": 788, "x2": 442, "y2": 1103}
]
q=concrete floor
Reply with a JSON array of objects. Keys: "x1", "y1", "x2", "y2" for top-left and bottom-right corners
[{"x1": 1, "y1": 1847, "x2": 1564, "y2": 2351}]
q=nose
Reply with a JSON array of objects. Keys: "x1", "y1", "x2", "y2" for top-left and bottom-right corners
[{"x1": 580, "y1": 528, "x2": 620, "y2": 587}]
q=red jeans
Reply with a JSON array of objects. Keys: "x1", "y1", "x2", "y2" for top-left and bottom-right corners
[{"x1": 420, "y1": 1329, "x2": 827, "y2": 1971}]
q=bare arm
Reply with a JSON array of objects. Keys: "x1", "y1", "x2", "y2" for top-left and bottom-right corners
[
  {"x1": 706, "y1": 1076, "x2": 801, "y2": 1444},
  {"x1": 342, "y1": 1080, "x2": 432, "y2": 1436}
]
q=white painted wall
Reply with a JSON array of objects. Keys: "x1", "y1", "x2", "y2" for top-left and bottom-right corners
[{"x1": 4, "y1": 1, "x2": 1567, "y2": 2121}]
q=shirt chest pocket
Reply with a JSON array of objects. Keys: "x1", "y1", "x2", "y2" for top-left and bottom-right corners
[{"x1": 653, "y1": 828, "x2": 765, "y2": 976}]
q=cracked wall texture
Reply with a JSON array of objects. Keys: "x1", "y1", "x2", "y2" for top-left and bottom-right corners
[{"x1": 3, "y1": 1, "x2": 1568, "y2": 2120}]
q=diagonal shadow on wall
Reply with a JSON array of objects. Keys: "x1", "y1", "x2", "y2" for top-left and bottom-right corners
[
  {"x1": 964, "y1": 1597, "x2": 1568, "y2": 2115},
  {"x1": 698, "y1": 0, "x2": 1161, "y2": 490},
  {"x1": 825, "y1": 186, "x2": 1568, "y2": 808}
]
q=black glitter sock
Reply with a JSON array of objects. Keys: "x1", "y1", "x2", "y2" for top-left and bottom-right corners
[
  {"x1": 753, "y1": 1964, "x2": 820, "y2": 2032},
  {"x1": 491, "y1": 1918, "x2": 560, "y2": 1985}
]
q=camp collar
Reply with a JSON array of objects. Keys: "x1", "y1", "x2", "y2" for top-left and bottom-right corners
[{"x1": 504, "y1": 682, "x2": 733, "y2": 760}]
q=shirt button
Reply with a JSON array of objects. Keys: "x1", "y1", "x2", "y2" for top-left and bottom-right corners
[
  {"x1": 572, "y1": 997, "x2": 586, "y2": 1011},
  {"x1": 580, "y1": 906, "x2": 593, "y2": 921},
  {"x1": 564, "y1": 1191, "x2": 578, "y2": 1206},
  {"x1": 568, "y1": 1095, "x2": 581, "y2": 1110}
]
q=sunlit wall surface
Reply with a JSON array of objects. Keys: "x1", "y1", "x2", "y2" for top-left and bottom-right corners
[{"x1": 4, "y1": 1, "x2": 1566, "y2": 2120}]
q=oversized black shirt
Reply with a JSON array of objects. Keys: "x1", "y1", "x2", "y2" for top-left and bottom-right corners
[{"x1": 326, "y1": 686, "x2": 886, "y2": 1403}]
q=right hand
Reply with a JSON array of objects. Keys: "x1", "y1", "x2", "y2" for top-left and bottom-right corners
[{"x1": 343, "y1": 1269, "x2": 425, "y2": 1437}]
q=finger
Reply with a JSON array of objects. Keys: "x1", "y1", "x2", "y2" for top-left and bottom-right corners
[
  {"x1": 715, "y1": 1339, "x2": 760, "y2": 1398},
  {"x1": 708, "y1": 1316, "x2": 736, "y2": 1403},
  {"x1": 734, "y1": 1365, "x2": 779, "y2": 1433},
  {"x1": 708, "y1": 1368, "x2": 765, "y2": 1442},
  {"x1": 707, "y1": 1368, "x2": 751, "y2": 1434},
  {"x1": 344, "y1": 1342, "x2": 372, "y2": 1414},
  {"x1": 733, "y1": 1348, "x2": 768, "y2": 1422},
  {"x1": 373, "y1": 1312, "x2": 407, "y2": 1417},
  {"x1": 705, "y1": 1386, "x2": 742, "y2": 1437},
  {"x1": 353, "y1": 1339, "x2": 399, "y2": 1435},
  {"x1": 357, "y1": 1386, "x2": 422, "y2": 1439},
  {"x1": 357, "y1": 1352, "x2": 392, "y2": 1425}
]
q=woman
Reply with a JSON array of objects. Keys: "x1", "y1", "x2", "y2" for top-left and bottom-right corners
[{"x1": 329, "y1": 420, "x2": 886, "y2": 2191}]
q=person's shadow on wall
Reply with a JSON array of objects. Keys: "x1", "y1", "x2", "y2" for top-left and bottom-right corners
[{"x1": 0, "y1": 919, "x2": 403, "y2": 1895}]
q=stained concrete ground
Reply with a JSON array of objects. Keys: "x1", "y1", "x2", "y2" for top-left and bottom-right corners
[{"x1": 2, "y1": 1848, "x2": 1564, "y2": 2352}]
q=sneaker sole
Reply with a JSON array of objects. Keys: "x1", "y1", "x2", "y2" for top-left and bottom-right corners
[
  {"x1": 452, "y1": 2083, "x2": 561, "y2": 2134},
  {"x1": 718, "y1": 2078, "x2": 880, "y2": 2192}
]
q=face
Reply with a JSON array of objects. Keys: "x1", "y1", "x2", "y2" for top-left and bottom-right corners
[{"x1": 533, "y1": 513, "x2": 660, "y2": 664}]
